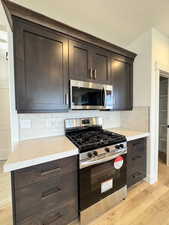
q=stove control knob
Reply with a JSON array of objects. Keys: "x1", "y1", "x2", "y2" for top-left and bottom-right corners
[
  {"x1": 105, "y1": 147, "x2": 110, "y2": 152},
  {"x1": 93, "y1": 151, "x2": 98, "y2": 156},
  {"x1": 115, "y1": 145, "x2": 120, "y2": 149},
  {"x1": 120, "y1": 144, "x2": 124, "y2": 148},
  {"x1": 87, "y1": 153, "x2": 93, "y2": 158}
]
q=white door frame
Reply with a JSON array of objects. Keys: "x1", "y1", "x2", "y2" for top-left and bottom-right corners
[
  {"x1": 159, "y1": 71, "x2": 169, "y2": 165},
  {"x1": 151, "y1": 62, "x2": 169, "y2": 183}
]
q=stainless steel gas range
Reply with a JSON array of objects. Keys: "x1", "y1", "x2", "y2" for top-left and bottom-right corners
[{"x1": 65, "y1": 117, "x2": 127, "y2": 225}]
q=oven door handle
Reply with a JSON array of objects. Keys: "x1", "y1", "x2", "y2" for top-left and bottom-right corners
[{"x1": 80, "y1": 150, "x2": 127, "y2": 169}]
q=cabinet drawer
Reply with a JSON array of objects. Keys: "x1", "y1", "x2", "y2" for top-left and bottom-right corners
[
  {"x1": 128, "y1": 138, "x2": 146, "y2": 155},
  {"x1": 43, "y1": 200, "x2": 78, "y2": 225},
  {"x1": 127, "y1": 152, "x2": 146, "y2": 174},
  {"x1": 17, "y1": 214, "x2": 42, "y2": 225},
  {"x1": 14, "y1": 156, "x2": 77, "y2": 189},
  {"x1": 127, "y1": 170, "x2": 146, "y2": 188},
  {"x1": 42, "y1": 172, "x2": 78, "y2": 212},
  {"x1": 17, "y1": 199, "x2": 78, "y2": 225},
  {"x1": 15, "y1": 177, "x2": 60, "y2": 222},
  {"x1": 15, "y1": 170, "x2": 77, "y2": 222}
]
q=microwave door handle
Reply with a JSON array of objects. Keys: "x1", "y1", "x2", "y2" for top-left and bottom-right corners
[
  {"x1": 103, "y1": 88, "x2": 106, "y2": 108},
  {"x1": 102, "y1": 88, "x2": 105, "y2": 107}
]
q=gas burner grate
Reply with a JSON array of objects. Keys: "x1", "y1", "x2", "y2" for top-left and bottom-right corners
[{"x1": 66, "y1": 128, "x2": 126, "y2": 152}]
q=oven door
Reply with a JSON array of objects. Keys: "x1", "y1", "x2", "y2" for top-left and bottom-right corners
[
  {"x1": 70, "y1": 80, "x2": 104, "y2": 110},
  {"x1": 79, "y1": 154, "x2": 127, "y2": 211}
]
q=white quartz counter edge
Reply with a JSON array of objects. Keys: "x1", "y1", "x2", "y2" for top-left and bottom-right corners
[
  {"x1": 126, "y1": 132, "x2": 150, "y2": 141},
  {"x1": 4, "y1": 149, "x2": 78, "y2": 172},
  {"x1": 108, "y1": 128, "x2": 150, "y2": 142},
  {"x1": 4, "y1": 149, "x2": 79, "y2": 172}
]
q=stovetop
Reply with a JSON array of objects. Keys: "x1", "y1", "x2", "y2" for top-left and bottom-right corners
[{"x1": 66, "y1": 126, "x2": 126, "y2": 152}]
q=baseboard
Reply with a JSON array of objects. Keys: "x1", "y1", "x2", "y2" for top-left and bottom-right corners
[{"x1": 144, "y1": 175, "x2": 157, "y2": 184}]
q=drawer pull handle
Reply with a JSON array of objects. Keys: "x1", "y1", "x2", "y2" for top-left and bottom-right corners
[
  {"x1": 132, "y1": 155, "x2": 142, "y2": 161},
  {"x1": 43, "y1": 212, "x2": 62, "y2": 225},
  {"x1": 41, "y1": 167, "x2": 61, "y2": 176},
  {"x1": 42, "y1": 186, "x2": 61, "y2": 199},
  {"x1": 133, "y1": 141, "x2": 145, "y2": 147},
  {"x1": 132, "y1": 172, "x2": 142, "y2": 178}
]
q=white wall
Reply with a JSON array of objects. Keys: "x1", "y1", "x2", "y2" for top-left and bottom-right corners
[
  {"x1": 127, "y1": 28, "x2": 169, "y2": 184},
  {"x1": 152, "y1": 28, "x2": 169, "y2": 68},
  {"x1": 150, "y1": 29, "x2": 169, "y2": 183},
  {"x1": 7, "y1": 28, "x2": 19, "y2": 148},
  {"x1": 0, "y1": 49, "x2": 11, "y2": 160},
  {"x1": 127, "y1": 31, "x2": 152, "y2": 107},
  {"x1": 127, "y1": 30, "x2": 156, "y2": 184}
]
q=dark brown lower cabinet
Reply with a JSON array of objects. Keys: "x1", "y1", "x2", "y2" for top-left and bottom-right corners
[
  {"x1": 127, "y1": 138, "x2": 147, "y2": 188},
  {"x1": 11, "y1": 156, "x2": 78, "y2": 225}
]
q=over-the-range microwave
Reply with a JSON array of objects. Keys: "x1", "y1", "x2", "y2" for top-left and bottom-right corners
[{"x1": 70, "y1": 80, "x2": 113, "y2": 110}]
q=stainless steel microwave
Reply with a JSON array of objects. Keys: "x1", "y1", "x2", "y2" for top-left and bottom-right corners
[{"x1": 70, "y1": 80, "x2": 113, "y2": 110}]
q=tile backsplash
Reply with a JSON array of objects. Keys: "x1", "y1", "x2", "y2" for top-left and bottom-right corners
[
  {"x1": 120, "y1": 107, "x2": 150, "y2": 132},
  {"x1": 19, "y1": 110, "x2": 121, "y2": 140},
  {"x1": 18, "y1": 107, "x2": 149, "y2": 141}
]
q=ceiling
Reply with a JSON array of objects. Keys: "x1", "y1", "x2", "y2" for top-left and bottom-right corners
[{"x1": 4, "y1": 0, "x2": 169, "y2": 47}]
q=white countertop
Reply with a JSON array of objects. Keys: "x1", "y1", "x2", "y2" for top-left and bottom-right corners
[
  {"x1": 108, "y1": 127, "x2": 150, "y2": 141},
  {"x1": 4, "y1": 136, "x2": 78, "y2": 172},
  {"x1": 4, "y1": 128, "x2": 149, "y2": 172}
]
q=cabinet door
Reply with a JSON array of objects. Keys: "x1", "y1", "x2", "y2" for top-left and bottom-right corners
[
  {"x1": 92, "y1": 47, "x2": 111, "y2": 83},
  {"x1": 111, "y1": 56, "x2": 133, "y2": 110},
  {"x1": 13, "y1": 17, "x2": 69, "y2": 113},
  {"x1": 69, "y1": 39, "x2": 93, "y2": 81}
]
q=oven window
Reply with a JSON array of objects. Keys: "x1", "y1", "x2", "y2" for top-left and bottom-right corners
[
  {"x1": 91, "y1": 161, "x2": 116, "y2": 192},
  {"x1": 72, "y1": 87, "x2": 103, "y2": 106}
]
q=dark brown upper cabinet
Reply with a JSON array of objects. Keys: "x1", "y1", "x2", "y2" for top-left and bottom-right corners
[
  {"x1": 111, "y1": 55, "x2": 133, "y2": 110},
  {"x1": 13, "y1": 17, "x2": 69, "y2": 113},
  {"x1": 2, "y1": 1, "x2": 136, "y2": 113},
  {"x1": 69, "y1": 40, "x2": 111, "y2": 84},
  {"x1": 69, "y1": 39, "x2": 93, "y2": 81},
  {"x1": 92, "y1": 47, "x2": 111, "y2": 83}
]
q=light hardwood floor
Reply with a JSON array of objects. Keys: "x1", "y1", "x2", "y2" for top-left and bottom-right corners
[{"x1": 1, "y1": 161, "x2": 169, "y2": 225}]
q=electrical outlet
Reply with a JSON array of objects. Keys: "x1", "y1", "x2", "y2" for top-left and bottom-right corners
[{"x1": 20, "y1": 119, "x2": 31, "y2": 129}]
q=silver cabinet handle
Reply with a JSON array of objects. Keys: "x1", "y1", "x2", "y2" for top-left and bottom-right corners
[
  {"x1": 93, "y1": 69, "x2": 96, "y2": 79},
  {"x1": 65, "y1": 93, "x2": 69, "y2": 105},
  {"x1": 89, "y1": 68, "x2": 93, "y2": 79}
]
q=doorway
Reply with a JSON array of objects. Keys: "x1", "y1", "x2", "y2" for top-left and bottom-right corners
[{"x1": 158, "y1": 74, "x2": 169, "y2": 165}]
